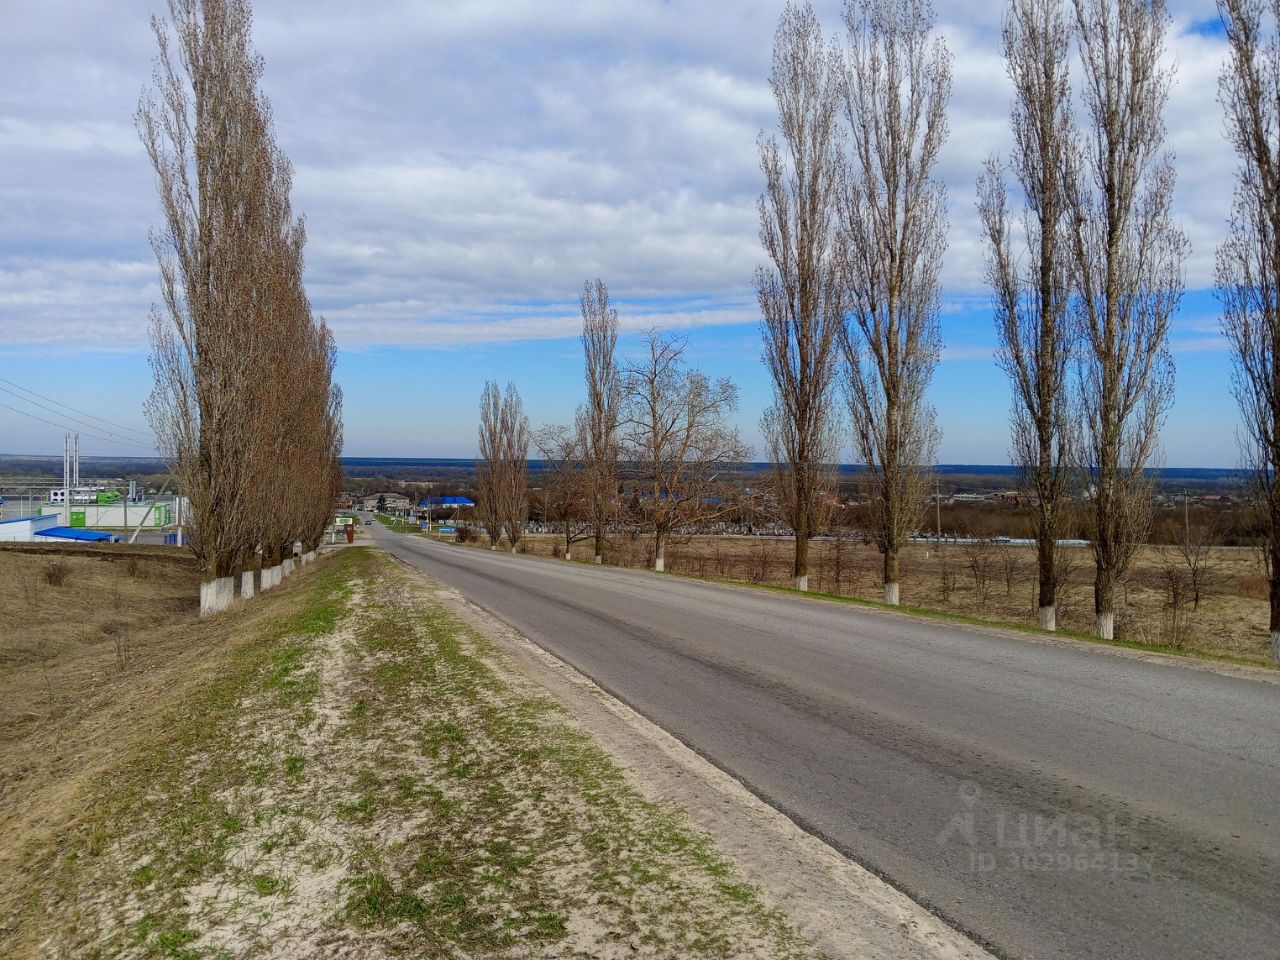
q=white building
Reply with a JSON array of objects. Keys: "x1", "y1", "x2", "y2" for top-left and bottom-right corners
[{"x1": 0, "y1": 515, "x2": 60, "y2": 542}]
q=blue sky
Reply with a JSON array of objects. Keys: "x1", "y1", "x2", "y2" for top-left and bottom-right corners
[{"x1": 0, "y1": 0, "x2": 1246, "y2": 466}]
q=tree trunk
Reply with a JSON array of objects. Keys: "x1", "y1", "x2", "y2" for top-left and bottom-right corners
[
  {"x1": 595, "y1": 530, "x2": 604, "y2": 564},
  {"x1": 654, "y1": 535, "x2": 666, "y2": 572},
  {"x1": 883, "y1": 548, "x2": 900, "y2": 606},
  {"x1": 1095, "y1": 568, "x2": 1115, "y2": 639},
  {"x1": 1270, "y1": 542, "x2": 1280, "y2": 664},
  {"x1": 794, "y1": 526, "x2": 810, "y2": 592},
  {"x1": 240, "y1": 568, "x2": 256, "y2": 600},
  {"x1": 1037, "y1": 509, "x2": 1057, "y2": 632}
]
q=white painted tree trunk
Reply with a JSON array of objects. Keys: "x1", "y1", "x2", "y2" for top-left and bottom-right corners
[
  {"x1": 884, "y1": 582, "x2": 900, "y2": 606},
  {"x1": 1096, "y1": 611, "x2": 1115, "y2": 640},
  {"x1": 795, "y1": 574, "x2": 809, "y2": 592},
  {"x1": 565, "y1": 550, "x2": 571, "y2": 561},
  {"x1": 306, "y1": 550, "x2": 317, "y2": 564},
  {"x1": 241, "y1": 570, "x2": 256, "y2": 600},
  {"x1": 200, "y1": 576, "x2": 234, "y2": 617},
  {"x1": 282, "y1": 557, "x2": 295, "y2": 578},
  {"x1": 595, "y1": 554, "x2": 603, "y2": 564},
  {"x1": 654, "y1": 542, "x2": 665, "y2": 572},
  {"x1": 1038, "y1": 605, "x2": 1056, "y2": 631},
  {"x1": 1271, "y1": 630, "x2": 1280, "y2": 665}
]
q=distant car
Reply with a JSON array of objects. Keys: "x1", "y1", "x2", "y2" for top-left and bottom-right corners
[{"x1": 364, "y1": 519, "x2": 373, "y2": 525}]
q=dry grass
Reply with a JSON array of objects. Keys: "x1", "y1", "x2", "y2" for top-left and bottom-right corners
[
  {"x1": 485, "y1": 534, "x2": 1276, "y2": 665},
  {"x1": 0, "y1": 545, "x2": 201, "y2": 737},
  {"x1": 0, "y1": 544, "x2": 322, "y2": 953}
]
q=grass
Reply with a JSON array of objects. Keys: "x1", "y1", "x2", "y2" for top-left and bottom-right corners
[{"x1": 19, "y1": 547, "x2": 820, "y2": 960}]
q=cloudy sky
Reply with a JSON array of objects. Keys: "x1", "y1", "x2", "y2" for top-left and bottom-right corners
[{"x1": 0, "y1": 0, "x2": 1244, "y2": 465}]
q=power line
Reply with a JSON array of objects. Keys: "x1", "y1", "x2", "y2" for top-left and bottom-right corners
[
  {"x1": 0, "y1": 384, "x2": 153, "y2": 447},
  {"x1": 0, "y1": 400, "x2": 155, "y2": 450},
  {"x1": 0, "y1": 376, "x2": 152, "y2": 438}
]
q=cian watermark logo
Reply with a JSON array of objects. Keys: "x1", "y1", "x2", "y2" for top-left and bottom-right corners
[{"x1": 936, "y1": 781, "x2": 1151, "y2": 876}]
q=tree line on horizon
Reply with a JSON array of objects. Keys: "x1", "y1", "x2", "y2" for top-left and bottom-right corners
[{"x1": 140, "y1": 0, "x2": 342, "y2": 616}]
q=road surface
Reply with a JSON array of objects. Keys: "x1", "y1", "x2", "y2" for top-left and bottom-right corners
[{"x1": 368, "y1": 524, "x2": 1280, "y2": 960}]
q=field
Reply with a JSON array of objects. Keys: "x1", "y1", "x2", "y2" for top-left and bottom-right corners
[
  {"x1": 476, "y1": 532, "x2": 1277, "y2": 665},
  {"x1": 0, "y1": 545, "x2": 819, "y2": 958}
]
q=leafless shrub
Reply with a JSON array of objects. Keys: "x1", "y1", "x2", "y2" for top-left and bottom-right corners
[
  {"x1": 997, "y1": 544, "x2": 1022, "y2": 597},
  {"x1": 747, "y1": 539, "x2": 777, "y2": 584},
  {"x1": 43, "y1": 561, "x2": 69, "y2": 587},
  {"x1": 961, "y1": 539, "x2": 996, "y2": 605},
  {"x1": 939, "y1": 563, "x2": 956, "y2": 603},
  {"x1": 1157, "y1": 556, "x2": 1191, "y2": 648}
]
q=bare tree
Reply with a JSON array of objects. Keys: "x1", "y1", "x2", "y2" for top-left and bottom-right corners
[
  {"x1": 977, "y1": 0, "x2": 1077, "y2": 631},
  {"x1": 839, "y1": 0, "x2": 950, "y2": 605},
  {"x1": 499, "y1": 383, "x2": 530, "y2": 552},
  {"x1": 581, "y1": 279, "x2": 620, "y2": 563},
  {"x1": 534, "y1": 422, "x2": 590, "y2": 559},
  {"x1": 141, "y1": 0, "x2": 319, "y2": 615},
  {"x1": 620, "y1": 330, "x2": 749, "y2": 572},
  {"x1": 757, "y1": 2, "x2": 846, "y2": 592},
  {"x1": 1217, "y1": 0, "x2": 1280, "y2": 663},
  {"x1": 476, "y1": 381, "x2": 504, "y2": 548},
  {"x1": 1068, "y1": 0, "x2": 1186, "y2": 640}
]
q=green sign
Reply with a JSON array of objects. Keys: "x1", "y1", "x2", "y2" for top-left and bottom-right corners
[
  {"x1": 70, "y1": 510, "x2": 86, "y2": 528},
  {"x1": 153, "y1": 504, "x2": 171, "y2": 526}
]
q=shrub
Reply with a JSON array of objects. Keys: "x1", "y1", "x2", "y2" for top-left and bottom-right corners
[{"x1": 43, "y1": 561, "x2": 69, "y2": 587}]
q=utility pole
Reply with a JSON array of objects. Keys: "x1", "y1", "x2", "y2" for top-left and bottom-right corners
[{"x1": 1184, "y1": 488, "x2": 1190, "y2": 546}]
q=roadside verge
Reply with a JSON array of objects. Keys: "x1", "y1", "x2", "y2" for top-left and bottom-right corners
[{"x1": 13, "y1": 547, "x2": 828, "y2": 959}]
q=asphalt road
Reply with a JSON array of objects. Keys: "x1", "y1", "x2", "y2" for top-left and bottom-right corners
[{"x1": 369, "y1": 524, "x2": 1280, "y2": 960}]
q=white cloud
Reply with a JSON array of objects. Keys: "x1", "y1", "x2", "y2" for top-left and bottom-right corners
[{"x1": 0, "y1": 0, "x2": 1244, "y2": 352}]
